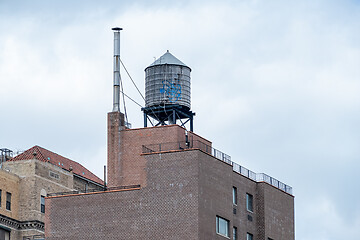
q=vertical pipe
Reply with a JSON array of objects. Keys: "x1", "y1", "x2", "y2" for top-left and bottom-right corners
[
  {"x1": 172, "y1": 109, "x2": 176, "y2": 125},
  {"x1": 190, "y1": 116, "x2": 193, "y2": 132},
  {"x1": 144, "y1": 112, "x2": 148, "y2": 127},
  {"x1": 112, "y1": 27, "x2": 123, "y2": 112},
  {"x1": 104, "y1": 165, "x2": 107, "y2": 189}
]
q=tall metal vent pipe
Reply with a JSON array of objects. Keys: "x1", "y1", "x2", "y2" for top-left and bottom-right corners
[{"x1": 112, "y1": 27, "x2": 123, "y2": 112}]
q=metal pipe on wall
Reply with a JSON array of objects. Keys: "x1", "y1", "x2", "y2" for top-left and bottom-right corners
[{"x1": 112, "y1": 27, "x2": 122, "y2": 112}]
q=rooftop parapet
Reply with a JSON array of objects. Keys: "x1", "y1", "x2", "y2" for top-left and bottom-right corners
[
  {"x1": 47, "y1": 185, "x2": 141, "y2": 198},
  {"x1": 142, "y1": 140, "x2": 293, "y2": 195}
]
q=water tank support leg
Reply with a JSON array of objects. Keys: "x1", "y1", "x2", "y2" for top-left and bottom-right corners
[
  {"x1": 190, "y1": 116, "x2": 193, "y2": 132},
  {"x1": 144, "y1": 112, "x2": 148, "y2": 127},
  {"x1": 172, "y1": 109, "x2": 176, "y2": 125}
]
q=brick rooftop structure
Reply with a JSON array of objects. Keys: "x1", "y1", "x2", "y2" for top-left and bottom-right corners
[
  {"x1": 45, "y1": 39, "x2": 294, "y2": 239},
  {"x1": 45, "y1": 123, "x2": 294, "y2": 239}
]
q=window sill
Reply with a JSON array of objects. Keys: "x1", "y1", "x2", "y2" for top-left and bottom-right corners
[{"x1": 216, "y1": 233, "x2": 230, "y2": 239}]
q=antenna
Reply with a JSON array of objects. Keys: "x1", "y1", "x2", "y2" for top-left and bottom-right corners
[{"x1": 112, "y1": 27, "x2": 123, "y2": 112}]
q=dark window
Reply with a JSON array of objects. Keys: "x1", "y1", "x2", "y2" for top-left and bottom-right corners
[
  {"x1": 0, "y1": 228, "x2": 10, "y2": 240},
  {"x1": 41, "y1": 195, "x2": 45, "y2": 213},
  {"x1": 216, "y1": 216, "x2": 229, "y2": 237},
  {"x1": 268, "y1": 238, "x2": 274, "y2": 240},
  {"x1": 232, "y1": 187, "x2": 237, "y2": 205},
  {"x1": 49, "y1": 171, "x2": 60, "y2": 179},
  {"x1": 233, "y1": 227, "x2": 237, "y2": 240},
  {"x1": 6, "y1": 192, "x2": 11, "y2": 211},
  {"x1": 246, "y1": 193, "x2": 253, "y2": 212},
  {"x1": 247, "y1": 232, "x2": 253, "y2": 240},
  {"x1": 0, "y1": 189, "x2": 2, "y2": 207}
]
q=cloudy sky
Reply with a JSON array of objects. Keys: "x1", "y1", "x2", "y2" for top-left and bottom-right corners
[{"x1": 1, "y1": 0, "x2": 359, "y2": 239}]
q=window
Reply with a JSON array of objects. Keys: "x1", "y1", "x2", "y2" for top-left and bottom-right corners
[
  {"x1": 233, "y1": 227, "x2": 237, "y2": 240},
  {"x1": 246, "y1": 193, "x2": 253, "y2": 212},
  {"x1": 216, "y1": 216, "x2": 229, "y2": 237},
  {"x1": 232, "y1": 187, "x2": 237, "y2": 205},
  {"x1": 6, "y1": 192, "x2": 11, "y2": 211},
  {"x1": 49, "y1": 171, "x2": 60, "y2": 180},
  {"x1": 41, "y1": 195, "x2": 45, "y2": 213},
  {"x1": 0, "y1": 189, "x2": 2, "y2": 207},
  {"x1": 247, "y1": 233, "x2": 253, "y2": 240},
  {"x1": 0, "y1": 228, "x2": 10, "y2": 240},
  {"x1": 268, "y1": 238, "x2": 274, "y2": 240}
]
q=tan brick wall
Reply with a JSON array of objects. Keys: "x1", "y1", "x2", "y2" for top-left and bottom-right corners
[
  {"x1": 3, "y1": 160, "x2": 74, "y2": 223},
  {"x1": 0, "y1": 169, "x2": 20, "y2": 219},
  {"x1": 19, "y1": 229, "x2": 45, "y2": 240},
  {"x1": 2, "y1": 157, "x2": 102, "y2": 240},
  {"x1": 73, "y1": 176, "x2": 104, "y2": 192}
]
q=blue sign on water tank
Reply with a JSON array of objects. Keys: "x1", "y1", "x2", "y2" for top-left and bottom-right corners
[{"x1": 160, "y1": 79, "x2": 182, "y2": 103}]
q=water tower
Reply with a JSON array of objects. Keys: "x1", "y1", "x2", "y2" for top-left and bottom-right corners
[{"x1": 142, "y1": 50, "x2": 195, "y2": 131}]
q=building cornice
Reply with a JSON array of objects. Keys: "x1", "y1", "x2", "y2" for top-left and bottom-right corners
[{"x1": 0, "y1": 213, "x2": 44, "y2": 232}]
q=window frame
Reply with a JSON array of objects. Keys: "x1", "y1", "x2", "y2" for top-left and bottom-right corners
[
  {"x1": 232, "y1": 187, "x2": 237, "y2": 205},
  {"x1": 6, "y1": 192, "x2": 11, "y2": 211},
  {"x1": 246, "y1": 193, "x2": 253, "y2": 212},
  {"x1": 41, "y1": 195, "x2": 45, "y2": 213},
  {"x1": 216, "y1": 216, "x2": 230, "y2": 238},
  {"x1": 247, "y1": 232, "x2": 253, "y2": 240}
]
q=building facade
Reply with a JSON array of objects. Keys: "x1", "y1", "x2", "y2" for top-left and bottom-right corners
[
  {"x1": 45, "y1": 124, "x2": 294, "y2": 240},
  {"x1": 0, "y1": 146, "x2": 104, "y2": 240}
]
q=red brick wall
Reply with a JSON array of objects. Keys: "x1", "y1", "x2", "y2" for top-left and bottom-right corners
[
  {"x1": 46, "y1": 149, "x2": 294, "y2": 240},
  {"x1": 46, "y1": 150, "x2": 201, "y2": 240},
  {"x1": 107, "y1": 111, "x2": 125, "y2": 187},
  {"x1": 257, "y1": 182, "x2": 295, "y2": 240},
  {"x1": 108, "y1": 121, "x2": 212, "y2": 188}
]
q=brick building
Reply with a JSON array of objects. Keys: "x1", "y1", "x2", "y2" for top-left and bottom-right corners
[
  {"x1": 45, "y1": 120, "x2": 294, "y2": 239},
  {"x1": 45, "y1": 37, "x2": 294, "y2": 239},
  {"x1": 0, "y1": 146, "x2": 104, "y2": 240}
]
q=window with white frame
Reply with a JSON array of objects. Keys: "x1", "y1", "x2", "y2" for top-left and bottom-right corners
[
  {"x1": 233, "y1": 226, "x2": 237, "y2": 240},
  {"x1": 246, "y1": 193, "x2": 253, "y2": 212},
  {"x1": 216, "y1": 216, "x2": 229, "y2": 237},
  {"x1": 247, "y1": 232, "x2": 253, "y2": 240},
  {"x1": 232, "y1": 187, "x2": 237, "y2": 205}
]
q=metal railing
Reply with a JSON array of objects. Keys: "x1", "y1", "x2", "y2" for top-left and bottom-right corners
[
  {"x1": 47, "y1": 185, "x2": 140, "y2": 197},
  {"x1": 142, "y1": 141, "x2": 293, "y2": 195},
  {"x1": 142, "y1": 140, "x2": 232, "y2": 164},
  {"x1": 232, "y1": 163, "x2": 257, "y2": 181}
]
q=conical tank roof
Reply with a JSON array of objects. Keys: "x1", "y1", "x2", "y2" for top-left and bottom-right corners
[{"x1": 148, "y1": 50, "x2": 189, "y2": 69}]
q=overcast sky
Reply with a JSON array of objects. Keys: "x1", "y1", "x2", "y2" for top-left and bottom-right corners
[{"x1": 1, "y1": 0, "x2": 359, "y2": 239}]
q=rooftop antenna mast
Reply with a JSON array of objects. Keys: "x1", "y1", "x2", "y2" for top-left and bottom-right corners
[{"x1": 112, "y1": 27, "x2": 123, "y2": 112}]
